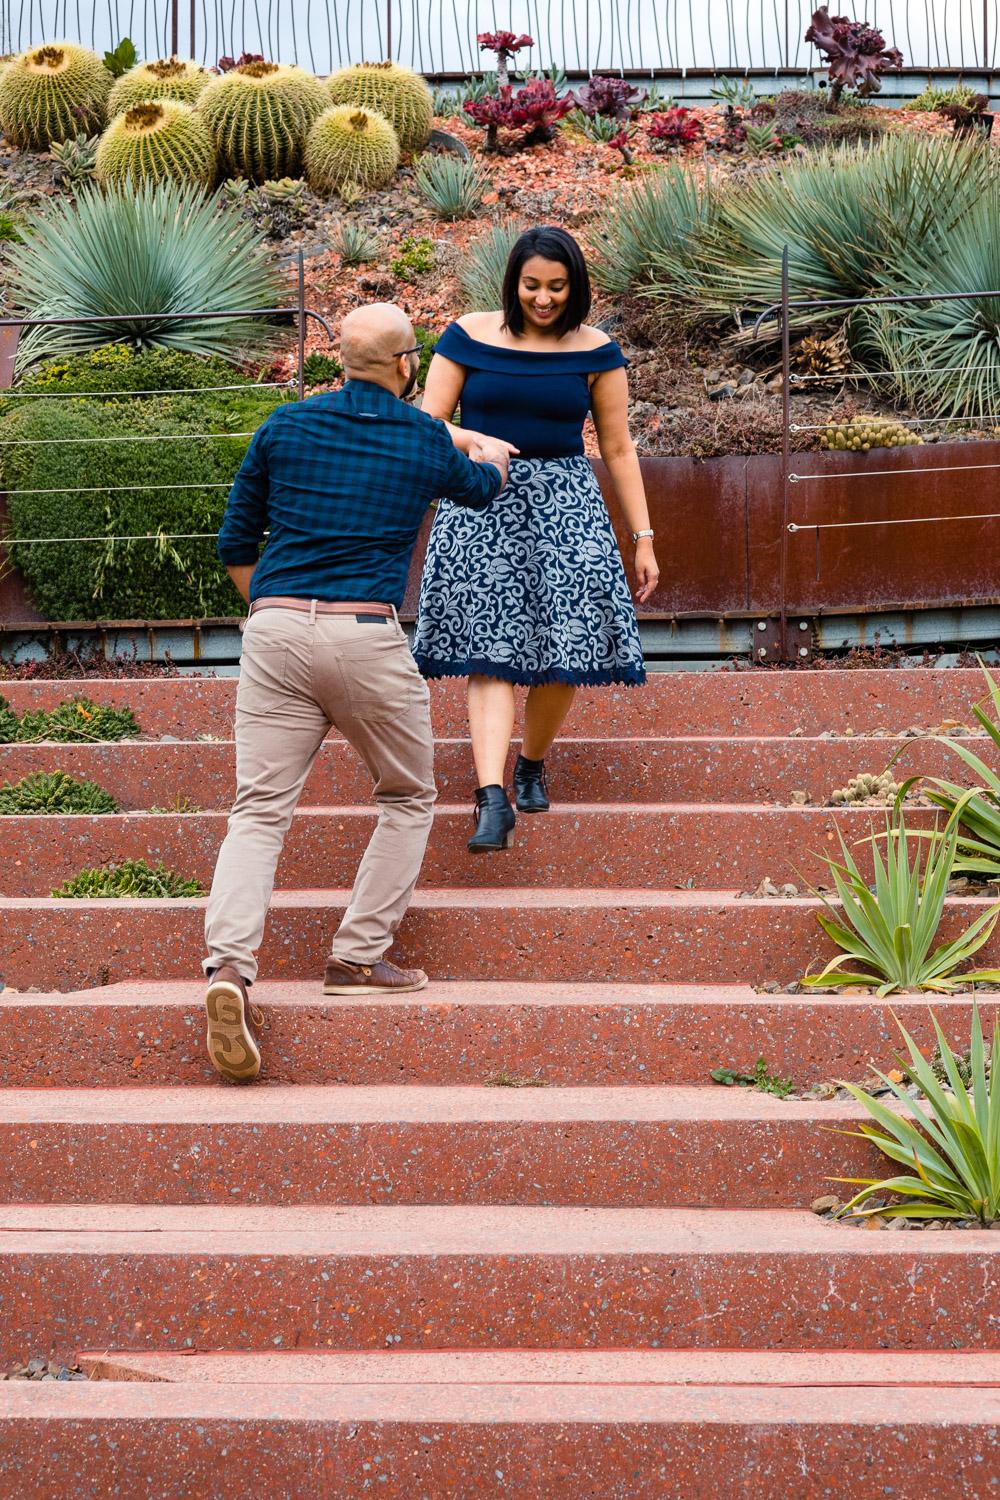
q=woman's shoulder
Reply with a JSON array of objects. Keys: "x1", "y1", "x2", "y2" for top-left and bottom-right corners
[
  {"x1": 454, "y1": 312, "x2": 502, "y2": 339},
  {"x1": 572, "y1": 324, "x2": 614, "y2": 352}
]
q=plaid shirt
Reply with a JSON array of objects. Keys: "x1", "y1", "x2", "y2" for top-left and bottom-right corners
[{"x1": 218, "y1": 378, "x2": 502, "y2": 607}]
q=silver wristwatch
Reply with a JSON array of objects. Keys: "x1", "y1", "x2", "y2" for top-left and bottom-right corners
[{"x1": 632, "y1": 528, "x2": 654, "y2": 543}]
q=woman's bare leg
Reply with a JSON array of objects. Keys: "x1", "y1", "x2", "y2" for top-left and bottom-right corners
[
  {"x1": 522, "y1": 684, "x2": 577, "y2": 759},
  {"x1": 468, "y1": 675, "x2": 517, "y2": 786}
]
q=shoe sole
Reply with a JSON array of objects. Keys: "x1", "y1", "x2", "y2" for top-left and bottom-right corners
[
  {"x1": 322, "y1": 973, "x2": 430, "y2": 996},
  {"x1": 468, "y1": 829, "x2": 516, "y2": 851},
  {"x1": 205, "y1": 980, "x2": 261, "y2": 1083},
  {"x1": 515, "y1": 802, "x2": 550, "y2": 814}
]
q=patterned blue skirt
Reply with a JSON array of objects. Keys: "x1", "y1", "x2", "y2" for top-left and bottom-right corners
[{"x1": 412, "y1": 455, "x2": 646, "y2": 688}]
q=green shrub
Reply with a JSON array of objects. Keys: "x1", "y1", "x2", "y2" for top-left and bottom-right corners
[
  {"x1": 326, "y1": 61, "x2": 433, "y2": 152},
  {"x1": 6, "y1": 181, "x2": 286, "y2": 371},
  {"x1": 0, "y1": 41, "x2": 112, "y2": 148},
  {"x1": 459, "y1": 218, "x2": 522, "y2": 310},
  {"x1": 391, "y1": 234, "x2": 435, "y2": 281},
  {"x1": 199, "y1": 61, "x2": 329, "y2": 182},
  {"x1": 53, "y1": 858, "x2": 205, "y2": 897},
  {"x1": 903, "y1": 83, "x2": 978, "y2": 113},
  {"x1": 0, "y1": 771, "x2": 119, "y2": 814},
  {"x1": 305, "y1": 105, "x2": 400, "y2": 197},
  {"x1": 414, "y1": 327, "x2": 436, "y2": 388},
  {"x1": 414, "y1": 154, "x2": 490, "y2": 219},
  {"x1": 302, "y1": 352, "x2": 342, "y2": 386},
  {"x1": 95, "y1": 98, "x2": 218, "y2": 188},
  {"x1": 12, "y1": 344, "x2": 258, "y2": 396},
  {"x1": 0, "y1": 373, "x2": 285, "y2": 619},
  {"x1": 0, "y1": 696, "x2": 18, "y2": 743},
  {"x1": 14, "y1": 697, "x2": 140, "y2": 743},
  {"x1": 589, "y1": 166, "x2": 714, "y2": 295}
]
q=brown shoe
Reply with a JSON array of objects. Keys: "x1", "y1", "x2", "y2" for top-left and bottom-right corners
[
  {"x1": 204, "y1": 965, "x2": 264, "y2": 1083},
  {"x1": 323, "y1": 956, "x2": 429, "y2": 995}
]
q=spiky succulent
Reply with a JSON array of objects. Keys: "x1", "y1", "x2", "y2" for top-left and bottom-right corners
[
  {"x1": 0, "y1": 770, "x2": 119, "y2": 815},
  {"x1": 199, "y1": 61, "x2": 330, "y2": 182},
  {"x1": 108, "y1": 57, "x2": 211, "y2": 116},
  {"x1": 326, "y1": 61, "x2": 432, "y2": 152},
  {"x1": 0, "y1": 41, "x2": 112, "y2": 148},
  {"x1": 96, "y1": 99, "x2": 217, "y2": 188},
  {"x1": 305, "y1": 105, "x2": 400, "y2": 197}
]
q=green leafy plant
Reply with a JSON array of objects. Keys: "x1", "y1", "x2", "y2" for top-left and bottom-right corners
[
  {"x1": 199, "y1": 60, "x2": 329, "y2": 182},
  {"x1": 413, "y1": 327, "x2": 436, "y2": 388},
  {"x1": 459, "y1": 218, "x2": 522, "y2": 311},
  {"x1": 0, "y1": 41, "x2": 112, "y2": 148},
  {"x1": 108, "y1": 56, "x2": 210, "y2": 114},
  {"x1": 95, "y1": 99, "x2": 218, "y2": 188},
  {"x1": 6, "y1": 181, "x2": 286, "y2": 370},
  {"x1": 414, "y1": 154, "x2": 490, "y2": 219},
  {"x1": 743, "y1": 120, "x2": 783, "y2": 156},
  {"x1": 391, "y1": 234, "x2": 435, "y2": 281},
  {"x1": 904, "y1": 83, "x2": 979, "y2": 113},
  {"x1": 13, "y1": 698, "x2": 141, "y2": 743},
  {"x1": 49, "y1": 133, "x2": 100, "y2": 189},
  {"x1": 305, "y1": 104, "x2": 400, "y2": 198},
  {"x1": 0, "y1": 696, "x2": 18, "y2": 743},
  {"x1": 326, "y1": 60, "x2": 433, "y2": 152},
  {"x1": 0, "y1": 771, "x2": 119, "y2": 814},
  {"x1": 431, "y1": 86, "x2": 462, "y2": 118},
  {"x1": 802, "y1": 811, "x2": 1000, "y2": 996},
  {"x1": 53, "y1": 858, "x2": 205, "y2": 898},
  {"x1": 711, "y1": 1058, "x2": 795, "y2": 1097},
  {"x1": 589, "y1": 165, "x2": 714, "y2": 295},
  {"x1": 710, "y1": 76, "x2": 758, "y2": 111},
  {"x1": 103, "y1": 37, "x2": 138, "y2": 78},
  {"x1": 302, "y1": 351, "x2": 342, "y2": 386},
  {"x1": 329, "y1": 218, "x2": 380, "y2": 264},
  {"x1": 833, "y1": 1004, "x2": 1000, "y2": 1225}
]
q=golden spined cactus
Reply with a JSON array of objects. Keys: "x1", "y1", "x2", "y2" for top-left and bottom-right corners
[
  {"x1": 820, "y1": 417, "x2": 923, "y2": 451},
  {"x1": 793, "y1": 325, "x2": 852, "y2": 387},
  {"x1": 326, "y1": 61, "x2": 433, "y2": 152},
  {"x1": 108, "y1": 57, "x2": 211, "y2": 116},
  {"x1": 830, "y1": 771, "x2": 901, "y2": 806},
  {"x1": 0, "y1": 41, "x2": 112, "y2": 148},
  {"x1": 305, "y1": 105, "x2": 400, "y2": 198},
  {"x1": 95, "y1": 99, "x2": 218, "y2": 188},
  {"x1": 199, "y1": 61, "x2": 330, "y2": 182}
]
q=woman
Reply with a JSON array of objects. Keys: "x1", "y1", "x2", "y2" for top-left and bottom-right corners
[{"x1": 413, "y1": 225, "x2": 659, "y2": 852}]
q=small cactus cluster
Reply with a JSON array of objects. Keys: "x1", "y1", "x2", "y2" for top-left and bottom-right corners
[
  {"x1": 820, "y1": 416, "x2": 923, "y2": 451},
  {"x1": 829, "y1": 771, "x2": 901, "y2": 806},
  {"x1": 794, "y1": 326, "x2": 852, "y2": 385},
  {"x1": 199, "y1": 60, "x2": 329, "y2": 181},
  {"x1": 305, "y1": 105, "x2": 400, "y2": 197},
  {"x1": 95, "y1": 98, "x2": 217, "y2": 187},
  {"x1": 0, "y1": 41, "x2": 112, "y2": 148},
  {"x1": 326, "y1": 61, "x2": 432, "y2": 151},
  {"x1": 108, "y1": 56, "x2": 211, "y2": 115},
  {"x1": 49, "y1": 132, "x2": 100, "y2": 186}
]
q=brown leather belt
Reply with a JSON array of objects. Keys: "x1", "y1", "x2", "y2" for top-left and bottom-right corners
[{"x1": 249, "y1": 596, "x2": 394, "y2": 618}]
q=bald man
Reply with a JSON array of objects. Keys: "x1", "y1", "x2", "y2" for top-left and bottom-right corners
[{"x1": 202, "y1": 303, "x2": 509, "y2": 1083}]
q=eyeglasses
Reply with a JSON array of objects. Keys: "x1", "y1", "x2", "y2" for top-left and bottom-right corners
[{"x1": 393, "y1": 346, "x2": 420, "y2": 358}]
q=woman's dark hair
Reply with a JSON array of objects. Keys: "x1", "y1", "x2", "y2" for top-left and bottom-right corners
[{"x1": 501, "y1": 225, "x2": 591, "y2": 335}]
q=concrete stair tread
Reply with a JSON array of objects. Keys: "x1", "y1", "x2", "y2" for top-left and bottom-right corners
[
  {"x1": 0, "y1": 1082, "x2": 870, "y2": 1123},
  {"x1": 75, "y1": 1347, "x2": 1000, "y2": 1387},
  {"x1": 3, "y1": 1203, "x2": 996, "y2": 1251}
]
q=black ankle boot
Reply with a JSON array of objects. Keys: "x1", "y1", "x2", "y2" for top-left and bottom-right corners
[
  {"x1": 468, "y1": 784, "x2": 516, "y2": 852},
  {"x1": 513, "y1": 754, "x2": 550, "y2": 813}
]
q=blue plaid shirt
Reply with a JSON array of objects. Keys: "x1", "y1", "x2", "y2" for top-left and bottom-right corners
[{"x1": 218, "y1": 379, "x2": 502, "y2": 607}]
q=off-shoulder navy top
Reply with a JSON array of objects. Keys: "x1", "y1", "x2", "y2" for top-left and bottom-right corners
[{"x1": 433, "y1": 321, "x2": 629, "y2": 459}]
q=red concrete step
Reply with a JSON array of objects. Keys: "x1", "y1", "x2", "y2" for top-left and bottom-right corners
[
  {"x1": 6, "y1": 1358, "x2": 999, "y2": 1499},
  {"x1": 1, "y1": 668, "x2": 987, "y2": 738},
  {"x1": 0, "y1": 804, "x2": 942, "y2": 897},
  {"x1": 0, "y1": 734, "x2": 983, "y2": 809},
  {"x1": 1, "y1": 888, "x2": 995, "y2": 991},
  {"x1": 0, "y1": 981, "x2": 988, "y2": 1088},
  {"x1": 2, "y1": 1205, "x2": 997, "y2": 1364},
  {"x1": 0, "y1": 1085, "x2": 882, "y2": 1208}
]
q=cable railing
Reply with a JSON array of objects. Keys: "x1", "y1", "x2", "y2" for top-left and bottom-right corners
[{"x1": 0, "y1": 1, "x2": 995, "y2": 75}]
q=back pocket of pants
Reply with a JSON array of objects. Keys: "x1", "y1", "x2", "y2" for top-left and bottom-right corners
[{"x1": 340, "y1": 642, "x2": 424, "y2": 722}]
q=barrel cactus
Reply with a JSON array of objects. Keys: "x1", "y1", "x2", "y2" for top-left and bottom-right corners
[
  {"x1": 199, "y1": 60, "x2": 330, "y2": 181},
  {"x1": 326, "y1": 61, "x2": 433, "y2": 152},
  {"x1": 305, "y1": 105, "x2": 400, "y2": 197},
  {"x1": 95, "y1": 99, "x2": 217, "y2": 188},
  {"x1": 108, "y1": 57, "x2": 211, "y2": 116},
  {"x1": 0, "y1": 41, "x2": 112, "y2": 148}
]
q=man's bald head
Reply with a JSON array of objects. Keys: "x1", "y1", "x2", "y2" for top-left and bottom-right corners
[{"x1": 340, "y1": 303, "x2": 415, "y2": 385}]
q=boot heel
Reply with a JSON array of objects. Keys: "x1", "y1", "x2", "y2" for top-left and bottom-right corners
[
  {"x1": 504, "y1": 829, "x2": 515, "y2": 848},
  {"x1": 468, "y1": 783, "x2": 517, "y2": 853}
]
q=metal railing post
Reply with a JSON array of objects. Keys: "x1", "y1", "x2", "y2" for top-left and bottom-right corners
[
  {"x1": 985, "y1": 0, "x2": 991, "y2": 70},
  {"x1": 779, "y1": 245, "x2": 791, "y2": 659},
  {"x1": 387, "y1": 0, "x2": 393, "y2": 61},
  {"x1": 171, "y1": 0, "x2": 179, "y2": 57},
  {"x1": 190, "y1": 0, "x2": 197, "y2": 60},
  {"x1": 297, "y1": 249, "x2": 307, "y2": 402}
]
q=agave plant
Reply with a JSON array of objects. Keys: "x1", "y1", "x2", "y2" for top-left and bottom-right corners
[
  {"x1": 589, "y1": 165, "x2": 715, "y2": 295},
  {"x1": 833, "y1": 1004, "x2": 1000, "y2": 1225},
  {"x1": 6, "y1": 181, "x2": 286, "y2": 369},
  {"x1": 414, "y1": 154, "x2": 491, "y2": 220},
  {"x1": 802, "y1": 810, "x2": 1000, "y2": 996},
  {"x1": 459, "y1": 218, "x2": 522, "y2": 311}
]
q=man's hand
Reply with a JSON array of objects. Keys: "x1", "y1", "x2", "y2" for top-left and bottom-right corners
[{"x1": 469, "y1": 435, "x2": 518, "y2": 487}]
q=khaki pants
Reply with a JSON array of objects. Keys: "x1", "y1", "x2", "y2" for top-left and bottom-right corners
[{"x1": 203, "y1": 605, "x2": 436, "y2": 983}]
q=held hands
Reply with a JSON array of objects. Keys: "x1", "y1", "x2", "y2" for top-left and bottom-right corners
[
  {"x1": 634, "y1": 538, "x2": 660, "y2": 605},
  {"x1": 469, "y1": 435, "x2": 519, "y2": 487}
]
